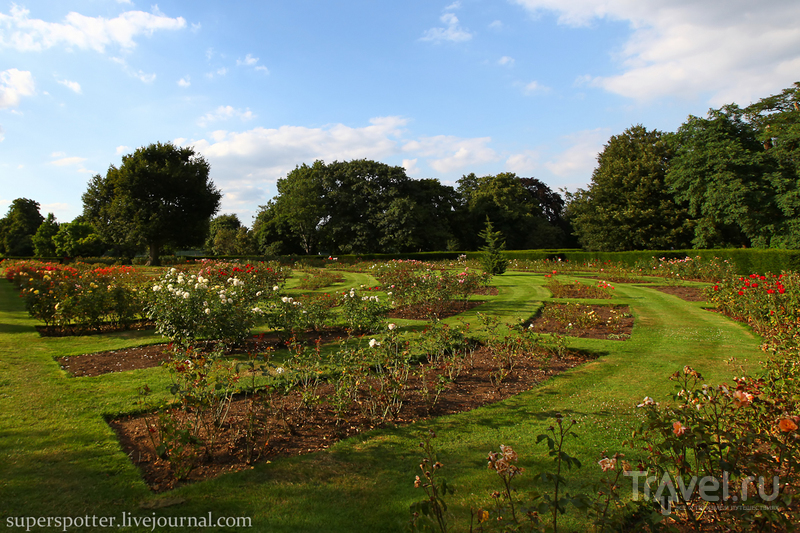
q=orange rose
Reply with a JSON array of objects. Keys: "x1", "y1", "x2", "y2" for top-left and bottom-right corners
[
  {"x1": 778, "y1": 418, "x2": 798, "y2": 433},
  {"x1": 673, "y1": 421, "x2": 687, "y2": 436}
]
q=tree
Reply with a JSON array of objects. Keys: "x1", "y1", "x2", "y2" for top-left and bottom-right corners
[
  {"x1": 255, "y1": 159, "x2": 458, "y2": 254},
  {"x1": 377, "y1": 178, "x2": 458, "y2": 252},
  {"x1": 456, "y1": 173, "x2": 568, "y2": 250},
  {"x1": 205, "y1": 214, "x2": 243, "y2": 253},
  {"x1": 478, "y1": 217, "x2": 508, "y2": 275},
  {"x1": 32, "y1": 213, "x2": 60, "y2": 257},
  {"x1": 212, "y1": 226, "x2": 257, "y2": 256},
  {"x1": 0, "y1": 198, "x2": 44, "y2": 256},
  {"x1": 83, "y1": 142, "x2": 221, "y2": 265},
  {"x1": 318, "y1": 159, "x2": 411, "y2": 254},
  {"x1": 252, "y1": 161, "x2": 326, "y2": 256},
  {"x1": 52, "y1": 219, "x2": 105, "y2": 257},
  {"x1": 667, "y1": 106, "x2": 778, "y2": 248},
  {"x1": 568, "y1": 125, "x2": 693, "y2": 251},
  {"x1": 744, "y1": 83, "x2": 800, "y2": 248}
]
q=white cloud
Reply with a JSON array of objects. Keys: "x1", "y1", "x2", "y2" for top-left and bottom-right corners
[
  {"x1": 177, "y1": 76, "x2": 190, "y2": 87},
  {"x1": 134, "y1": 70, "x2": 155, "y2": 83},
  {"x1": 512, "y1": 0, "x2": 800, "y2": 105},
  {"x1": 57, "y1": 78, "x2": 81, "y2": 94},
  {"x1": 505, "y1": 150, "x2": 540, "y2": 175},
  {"x1": 0, "y1": 68, "x2": 35, "y2": 108},
  {"x1": 0, "y1": 125, "x2": 4, "y2": 142},
  {"x1": 402, "y1": 135, "x2": 498, "y2": 174},
  {"x1": 115, "y1": 145, "x2": 130, "y2": 155},
  {"x1": 421, "y1": 11, "x2": 473, "y2": 43},
  {"x1": 542, "y1": 128, "x2": 607, "y2": 179},
  {"x1": 498, "y1": 56, "x2": 515, "y2": 67},
  {"x1": 50, "y1": 155, "x2": 87, "y2": 166},
  {"x1": 179, "y1": 117, "x2": 411, "y2": 215},
  {"x1": 189, "y1": 116, "x2": 407, "y2": 169},
  {"x1": 489, "y1": 20, "x2": 503, "y2": 30},
  {"x1": 0, "y1": 5, "x2": 186, "y2": 53},
  {"x1": 402, "y1": 158, "x2": 420, "y2": 176},
  {"x1": 40, "y1": 202, "x2": 71, "y2": 219},
  {"x1": 237, "y1": 54, "x2": 257, "y2": 67},
  {"x1": 522, "y1": 80, "x2": 549, "y2": 95},
  {"x1": 237, "y1": 54, "x2": 269, "y2": 74},
  {"x1": 198, "y1": 106, "x2": 256, "y2": 127},
  {"x1": 110, "y1": 57, "x2": 156, "y2": 83},
  {"x1": 51, "y1": 151, "x2": 66, "y2": 157}
]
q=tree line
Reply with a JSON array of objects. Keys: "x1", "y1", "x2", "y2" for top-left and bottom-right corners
[
  {"x1": 251, "y1": 159, "x2": 572, "y2": 255},
  {"x1": 1, "y1": 83, "x2": 797, "y2": 261},
  {"x1": 568, "y1": 82, "x2": 800, "y2": 250}
]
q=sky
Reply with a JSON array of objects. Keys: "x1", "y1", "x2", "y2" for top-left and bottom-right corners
[{"x1": 2, "y1": 0, "x2": 799, "y2": 227}]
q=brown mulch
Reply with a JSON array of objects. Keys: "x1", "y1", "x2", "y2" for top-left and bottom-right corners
[
  {"x1": 57, "y1": 329, "x2": 352, "y2": 378},
  {"x1": 386, "y1": 287, "x2": 498, "y2": 321},
  {"x1": 108, "y1": 345, "x2": 600, "y2": 493},
  {"x1": 387, "y1": 300, "x2": 487, "y2": 320},
  {"x1": 526, "y1": 304, "x2": 634, "y2": 339},
  {"x1": 58, "y1": 345, "x2": 173, "y2": 377},
  {"x1": 651, "y1": 286, "x2": 706, "y2": 302}
]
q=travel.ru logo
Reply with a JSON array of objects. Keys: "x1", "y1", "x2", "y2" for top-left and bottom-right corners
[{"x1": 625, "y1": 471, "x2": 781, "y2": 515}]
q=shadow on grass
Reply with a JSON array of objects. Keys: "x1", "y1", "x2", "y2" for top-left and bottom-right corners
[{"x1": 0, "y1": 322, "x2": 34, "y2": 335}]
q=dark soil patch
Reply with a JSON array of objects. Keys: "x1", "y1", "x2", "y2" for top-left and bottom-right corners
[
  {"x1": 58, "y1": 345, "x2": 172, "y2": 377},
  {"x1": 109, "y1": 345, "x2": 600, "y2": 493},
  {"x1": 387, "y1": 299, "x2": 487, "y2": 320},
  {"x1": 57, "y1": 329, "x2": 352, "y2": 378},
  {"x1": 651, "y1": 286, "x2": 706, "y2": 302},
  {"x1": 548, "y1": 284, "x2": 614, "y2": 299},
  {"x1": 472, "y1": 286, "x2": 499, "y2": 296},
  {"x1": 37, "y1": 319, "x2": 155, "y2": 337},
  {"x1": 386, "y1": 288, "x2": 498, "y2": 320},
  {"x1": 526, "y1": 303, "x2": 634, "y2": 340}
]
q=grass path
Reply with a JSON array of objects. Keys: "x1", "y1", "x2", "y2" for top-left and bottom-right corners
[{"x1": 0, "y1": 274, "x2": 766, "y2": 532}]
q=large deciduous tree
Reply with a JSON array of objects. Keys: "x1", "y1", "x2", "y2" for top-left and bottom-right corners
[
  {"x1": 83, "y1": 142, "x2": 221, "y2": 265},
  {"x1": 666, "y1": 106, "x2": 779, "y2": 248},
  {"x1": 32, "y1": 213, "x2": 60, "y2": 257},
  {"x1": 255, "y1": 159, "x2": 458, "y2": 254},
  {"x1": 0, "y1": 198, "x2": 44, "y2": 256},
  {"x1": 456, "y1": 172, "x2": 569, "y2": 250},
  {"x1": 567, "y1": 125, "x2": 693, "y2": 251},
  {"x1": 744, "y1": 82, "x2": 800, "y2": 248},
  {"x1": 52, "y1": 218, "x2": 105, "y2": 258},
  {"x1": 318, "y1": 159, "x2": 410, "y2": 254}
]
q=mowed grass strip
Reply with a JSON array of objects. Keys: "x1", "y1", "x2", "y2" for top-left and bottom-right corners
[{"x1": 0, "y1": 272, "x2": 766, "y2": 532}]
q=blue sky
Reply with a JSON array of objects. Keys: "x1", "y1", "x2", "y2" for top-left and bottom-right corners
[{"x1": 2, "y1": 0, "x2": 799, "y2": 227}]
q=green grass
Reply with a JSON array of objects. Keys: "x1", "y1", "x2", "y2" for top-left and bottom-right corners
[{"x1": 0, "y1": 272, "x2": 766, "y2": 532}]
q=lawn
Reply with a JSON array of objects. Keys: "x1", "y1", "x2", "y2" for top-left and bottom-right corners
[{"x1": 0, "y1": 269, "x2": 766, "y2": 532}]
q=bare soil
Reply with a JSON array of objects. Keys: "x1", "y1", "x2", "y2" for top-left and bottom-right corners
[
  {"x1": 57, "y1": 328, "x2": 352, "y2": 378},
  {"x1": 109, "y1": 345, "x2": 603, "y2": 493},
  {"x1": 47, "y1": 293, "x2": 633, "y2": 493},
  {"x1": 651, "y1": 285, "x2": 706, "y2": 302},
  {"x1": 527, "y1": 303, "x2": 634, "y2": 339}
]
